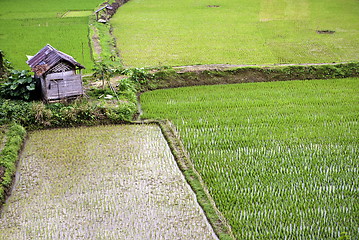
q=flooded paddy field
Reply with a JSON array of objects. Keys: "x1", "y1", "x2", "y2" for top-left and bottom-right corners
[{"x1": 0, "y1": 124, "x2": 217, "y2": 240}]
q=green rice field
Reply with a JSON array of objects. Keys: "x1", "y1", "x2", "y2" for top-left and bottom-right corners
[
  {"x1": 141, "y1": 78, "x2": 359, "y2": 239},
  {"x1": 112, "y1": 0, "x2": 359, "y2": 67},
  {"x1": 0, "y1": 0, "x2": 103, "y2": 72}
]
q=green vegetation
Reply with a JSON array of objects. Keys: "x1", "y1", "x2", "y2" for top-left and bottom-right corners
[
  {"x1": 140, "y1": 63, "x2": 359, "y2": 91},
  {"x1": 89, "y1": 18, "x2": 122, "y2": 66},
  {"x1": 0, "y1": 0, "x2": 103, "y2": 72},
  {"x1": 0, "y1": 97, "x2": 136, "y2": 129},
  {"x1": 0, "y1": 52, "x2": 138, "y2": 129},
  {"x1": 62, "y1": 10, "x2": 93, "y2": 18},
  {"x1": 0, "y1": 123, "x2": 26, "y2": 204},
  {"x1": 1, "y1": 0, "x2": 358, "y2": 238},
  {"x1": 141, "y1": 78, "x2": 359, "y2": 239},
  {"x1": 158, "y1": 120, "x2": 235, "y2": 239},
  {"x1": 0, "y1": 70, "x2": 36, "y2": 100},
  {"x1": 112, "y1": 0, "x2": 359, "y2": 67}
]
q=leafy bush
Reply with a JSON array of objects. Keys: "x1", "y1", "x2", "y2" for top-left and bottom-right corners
[
  {"x1": 121, "y1": 68, "x2": 153, "y2": 85},
  {"x1": 0, "y1": 98, "x2": 137, "y2": 129},
  {"x1": 117, "y1": 77, "x2": 136, "y2": 92},
  {"x1": 0, "y1": 70, "x2": 37, "y2": 100},
  {"x1": 0, "y1": 99, "x2": 32, "y2": 125},
  {"x1": 103, "y1": 101, "x2": 136, "y2": 121}
]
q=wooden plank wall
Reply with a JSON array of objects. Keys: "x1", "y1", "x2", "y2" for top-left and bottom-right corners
[{"x1": 45, "y1": 72, "x2": 83, "y2": 100}]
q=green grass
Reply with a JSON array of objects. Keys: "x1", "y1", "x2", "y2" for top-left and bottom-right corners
[
  {"x1": 141, "y1": 78, "x2": 359, "y2": 239},
  {"x1": 112, "y1": 0, "x2": 359, "y2": 67},
  {"x1": 0, "y1": 0, "x2": 103, "y2": 73},
  {"x1": 62, "y1": 11, "x2": 93, "y2": 18}
]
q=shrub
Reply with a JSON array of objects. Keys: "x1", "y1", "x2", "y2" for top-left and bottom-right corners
[
  {"x1": 117, "y1": 77, "x2": 136, "y2": 92},
  {"x1": 0, "y1": 70, "x2": 37, "y2": 100},
  {"x1": 30, "y1": 102, "x2": 53, "y2": 126},
  {"x1": 103, "y1": 101, "x2": 136, "y2": 121},
  {"x1": 0, "y1": 97, "x2": 137, "y2": 129},
  {"x1": 121, "y1": 68, "x2": 154, "y2": 85},
  {"x1": 0, "y1": 99, "x2": 32, "y2": 125}
]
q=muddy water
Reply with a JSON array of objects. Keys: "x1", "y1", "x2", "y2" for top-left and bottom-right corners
[{"x1": 0, "y1": 125, "x2": 217, "y2": 240}]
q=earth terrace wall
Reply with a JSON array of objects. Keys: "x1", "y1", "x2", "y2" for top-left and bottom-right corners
[{"x1": 142, "y1": 62, "x2": 359, "y2": 91}]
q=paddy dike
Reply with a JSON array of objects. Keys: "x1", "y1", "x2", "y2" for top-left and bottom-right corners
[
  {"x1": 0, "y1": 125, "x2": 218, "y2": 240},
  {"x1": 141, "y1": 62, "x2": 359, "y2": 91}
]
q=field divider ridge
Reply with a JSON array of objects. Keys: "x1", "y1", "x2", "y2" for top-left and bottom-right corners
[{"x1": 131, "y1": 119, "x2": 236, "y2": 240}]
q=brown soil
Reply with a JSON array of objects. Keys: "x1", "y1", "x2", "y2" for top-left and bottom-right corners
[{"x1": 91, "y1": 28, "x2": 102, "y2": 60}]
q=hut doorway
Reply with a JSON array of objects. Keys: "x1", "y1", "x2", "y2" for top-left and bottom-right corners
[{"x1": 49, "y1": 79, "x2": 63, "y2": 100}]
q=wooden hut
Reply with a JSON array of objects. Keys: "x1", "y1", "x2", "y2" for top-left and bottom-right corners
[{"x1": 26, "y1": 44, "x2": 85, "y2": 101}]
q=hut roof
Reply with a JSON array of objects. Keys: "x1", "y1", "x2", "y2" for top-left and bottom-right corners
[
  {"x1": 26, "y1": 44, "x2": 84, "y2": 76},
  {"x1": 95, "y1": 4, "x2": 113, "y2": 13}
]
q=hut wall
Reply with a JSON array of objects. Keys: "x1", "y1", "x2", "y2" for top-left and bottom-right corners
[{"x1": 44, "y1": 71, "x2": 83, "y2": 100}]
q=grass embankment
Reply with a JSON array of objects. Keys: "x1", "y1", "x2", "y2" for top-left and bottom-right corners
[
  {"x1": 141, "y1": 78, "x2": 359, "y2": 239},
  {"x1": 0, "y1": 98, "x2": 137, "y2": 130},
  {"x1": 158, "y1": 120, "x2": 234, "y2": 240},
  {"x1": 0, "y1": 0, "x2": 103, "y2": 72},
  {"x1": 140, "y1": 62, "x2": 359, "y2": 91},
  {"x1": 0, "y1": 123, "x2": 26, "y2": 205},
  {"x1": 112, "y1": 0, "x2": 359, "y2": 67}
]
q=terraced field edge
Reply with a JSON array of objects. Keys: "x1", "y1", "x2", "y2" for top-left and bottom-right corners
[
  {"x1": 156, "y1": 120, "x2": 235, "y2": 240},
  {"x1": 0, "y1": 123, "x2": 26, "y2": 207},
  {"x1": 140, "y1": 62, "x2": 359, "y2": 91}
]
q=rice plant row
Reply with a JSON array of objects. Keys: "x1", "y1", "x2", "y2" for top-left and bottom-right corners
[
  {"x1": 141, "y1": 78, "x2": 359, "y2": 239},
  {"x1": 112, "y1": 0, "x2": 359, "y2": 67}
]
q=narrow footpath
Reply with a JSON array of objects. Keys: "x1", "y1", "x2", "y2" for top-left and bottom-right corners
[{"x1": 0, "y1": 125, "x2": 218, "y2": 240}]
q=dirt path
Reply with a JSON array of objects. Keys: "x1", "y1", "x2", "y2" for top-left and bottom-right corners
[{"x1": 0, "y1": 125, "x2": 218, "y2": 240}]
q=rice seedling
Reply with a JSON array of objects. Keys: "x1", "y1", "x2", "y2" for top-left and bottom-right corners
[
  {"x1": 0, "y1": 125, "x2": 218, "y2": 239},
  {"x1": 140, "y1": 78, "x2": 359, "y2": 239},
  {"x1": 112, "y1": 0, "x2": 359, "y2": 67}
]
